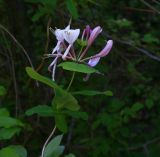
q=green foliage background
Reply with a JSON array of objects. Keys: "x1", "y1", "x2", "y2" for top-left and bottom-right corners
[{"x1": 0, "y1": 0, "x2": 160, "y2": 156}]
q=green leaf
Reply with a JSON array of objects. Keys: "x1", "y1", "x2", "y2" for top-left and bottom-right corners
[
  {"x1": 10, "y1": 146, "x2": 27, "y2": 157},
  {"x1": 0, "y1": 127, "x2": 21, "y2": 140},
  {"x1": 77, "y1": 39, "x2": 87, "y2": 47},
  {"x1": 0, "y1": 85, "x2": 6, "y2": 96},
  {"x1": 103, "y1": 91, "x2": 113, "y2": 96},
  {"x1": 0, "y1": 147, "x2": 19, "y2": 157},
  {"x1": 143, "y1": 34, "x2": 159, "y2": 44},
  {"x1": 0, "y1": 117, "x2": 23, "y2": 128},
  {"x1": 131, "y1": 102, "x2": 144, "y2": 112},
  {"x1": 26, "y1": 67, "x2": 80, "y2": 111},
  {"x1": 58, "y1": 62, "x2": 98, "y2": 74},
  {"x1": 65, "y1": 153, "x2": 76, "y2": 157},
  {"x1": 31, "y1": 7, "x2": 46, "y2": 22},
  {"x1": 55, "y1": 114, "x2": 68, "y2": 133},
  {"x1": 64, "y1": 111, "x2": 88, "y2": 120},
  {"x1": 0, "y1": 108, "x2": 10, "y2": 117},
  {"x1": 54, "y1": 90, "x2": 80, "y2": 111},
  {"x1": 72, "y1": 90, "x2": 113, "y2": 96},
  {"x1": 25, "y1": 105, "x2": 54, "y2": 117},
  {"x1": 26, "y1": 67, "x2": 59, "y2": 89},
  {"x1": 44, "y1": 135, "x2": 64, "y2": 157},
  {"x1": 66, "y1": 0, "x2": 78, "y2": 19},
  {"x1": 45, "y1": 146, "x2": 64, "y2": 157},
  {"x1": 0, "y1": 146, "x2": 27, "y2": 157},
  {"x1": 145, "y1": 99, "x2": 154, "y2": 109}
]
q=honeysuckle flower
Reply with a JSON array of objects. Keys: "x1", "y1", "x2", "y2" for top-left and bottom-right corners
[
  {"x1": 88, "y1": 40, "x2": 113, "y2": 67},
  {"x1": 62, "y1": 28, "x2": 80, "y2": 60},
  {"x1": 51, "y1": 25, "x2": 70, "y2": 54},
  {"x1": 47, "y1": 22, "x2": 113, "y2": 81},
  {"x1": 51, "y1": 29, "x2": 64, "y2": 54},
  {"x1": 87, "y1": 26, "x2": 102, "y2": 46}
]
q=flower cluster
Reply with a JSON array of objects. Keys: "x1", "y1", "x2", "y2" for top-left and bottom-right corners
[{"x1": 46, "y1": 24, "x2": 113, "y2": 80}]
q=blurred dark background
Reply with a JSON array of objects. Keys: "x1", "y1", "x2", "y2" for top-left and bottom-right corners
[{"x1": 0, "y1": 0, "x2": 160, "y2": 157}]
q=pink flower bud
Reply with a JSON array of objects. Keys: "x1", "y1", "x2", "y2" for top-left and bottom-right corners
[
  {"x1": 87, "y1": 26, "x2": 102, "y2": 46},
  {"x1": 87, "y1": 40, "x2": 113, "y2": 67},
  {"x1": 95, "y1": 40, "x2": 113, "y2": 57}
]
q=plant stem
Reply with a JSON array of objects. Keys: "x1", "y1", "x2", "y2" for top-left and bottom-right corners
[
  {"x1": 77, "y1": 46, "x2": 84, "y2": 60},
  {"x1": 41, "y1": 126, "x2": 56, "y2": 157},
  {"x1": 67, "y1": 72, "x2": 76, "y2": 91}
]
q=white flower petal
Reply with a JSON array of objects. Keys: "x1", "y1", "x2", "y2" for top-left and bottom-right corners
[
  {"x1": 55, "y1": 29, "x2": 64, "y2": 41},
  {"x1": 63, "y1": 29, "x2": 80, "y2": 44},
  {"x1": 65, "y1": 25, "x2": 70, "y2": 30}
]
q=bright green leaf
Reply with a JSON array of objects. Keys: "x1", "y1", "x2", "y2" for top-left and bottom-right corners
[
  {"x1": 26, "y1": 67, "x2": 59, "y2": 89},
  {"x1": 0, "y1": 147, "x2": 19, "y2": 157},
  {"x1": 77, "y1": 39, "x2": 87, "y2": 47},
  {"x1": 58, "y1": 62, "x2": 98, "y2": 74},
  {"x1": 103, "y1": 91, "x2": 113, "y2": 96}
]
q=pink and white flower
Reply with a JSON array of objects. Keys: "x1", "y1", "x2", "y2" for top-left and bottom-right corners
[
  {"x1": 47, "y1": 23, "x2": 113, "y2": 81},
  {"x1": 62, "y1": 28, "x2": 80, "y2": 60},
  {"x1": 88, "y1": 40, "x2": 113, "y2": 67}
]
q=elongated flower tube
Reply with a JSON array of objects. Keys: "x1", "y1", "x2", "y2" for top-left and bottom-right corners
[
  {"x1": 88, "y1": 40, "x2": 113, "y2": 67},
  {"x1": 81, "y1": 25, "x2": 91, "y2": 40},
  {"x1": 62, "y1": 28, "x2": 80, "y2": 60},
  {"x1": 87, "y1": 26, "x2": 102, "y2": 46}
]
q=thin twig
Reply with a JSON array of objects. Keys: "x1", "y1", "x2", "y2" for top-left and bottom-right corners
[
  {"x1": 0, "y1": 23, "x2": 35, "y2": 70},
  {"x1": 0, "y1": 23, "x2": 39, "y2": 87},
  {"x1": 124, "y1": 7, "x2": 156, "y2": 13},
  {"x1": 1, "y1": 31, "x2": 19, "y2": 117},
  {"x1": 41, "y1": 126, "x2": 56, "y2": 157},
  {"x1": 102, "y1": 32, "x2": 160, "y2": 62},
  {"x1": 152, "y1": 0, "x2": 160, "y2": 5},
  {"x1": 140, "y1": 0, "x2": 160, "y2": 14},
  {"x1": 127, "y1": 136, "x2": 160, "y2": 151}
]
